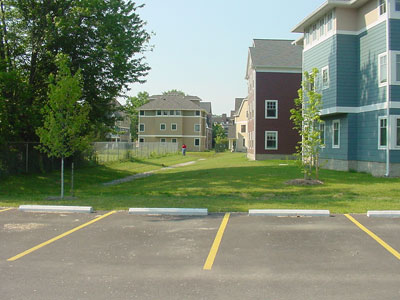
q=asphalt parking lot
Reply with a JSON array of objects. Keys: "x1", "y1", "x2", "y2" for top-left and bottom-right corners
[{"x1": 0, "y1": 208, "x2": 399, "y2": 300}]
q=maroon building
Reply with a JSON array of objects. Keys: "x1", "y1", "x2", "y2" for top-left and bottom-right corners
[{"x1": 245, "y1": 39, "x2": 302, "y2": 160}]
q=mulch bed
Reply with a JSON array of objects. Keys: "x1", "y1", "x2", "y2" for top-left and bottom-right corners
[{"x1": 285, "y1": 179, "x2": 324, "y2": 186}]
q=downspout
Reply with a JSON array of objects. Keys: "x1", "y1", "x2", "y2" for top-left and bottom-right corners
[{"x1": 385, "y1": 1, "x2": 391, "y2": 177}]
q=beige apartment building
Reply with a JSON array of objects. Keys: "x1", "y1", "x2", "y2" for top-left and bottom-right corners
[
  {"x1": 137, "y1": 94, "x2": 212, "y2": 152},
  {"x1": 228, "y1": 98, "x2": 249, "y2": 152}
]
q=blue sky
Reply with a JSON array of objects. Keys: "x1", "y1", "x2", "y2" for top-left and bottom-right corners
[{"x1": 126, "y1": 0, "x2": 324, "y2": 115}]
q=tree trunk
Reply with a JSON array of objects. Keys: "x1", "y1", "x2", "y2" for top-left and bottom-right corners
[{"x1": 61, "y1": 157, "x2": 64, "y2": 199}]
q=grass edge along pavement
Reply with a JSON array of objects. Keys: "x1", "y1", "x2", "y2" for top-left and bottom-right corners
[{"x1": 1, "y1": 152, "x2": 400, "y2": 213}]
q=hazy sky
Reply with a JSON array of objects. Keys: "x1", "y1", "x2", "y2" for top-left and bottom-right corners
[{"x1": 125, "y1": 0, "x2": 324, "y2": 115}]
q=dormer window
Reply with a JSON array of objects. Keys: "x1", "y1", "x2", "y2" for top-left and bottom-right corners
[{"x1": 379, "y1": 0, "x2": 386, "y2": 15}]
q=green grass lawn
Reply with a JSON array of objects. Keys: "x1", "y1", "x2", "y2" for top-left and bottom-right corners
[{"x1": 1, "y1": 152, "x2": 400, "y2": 213}]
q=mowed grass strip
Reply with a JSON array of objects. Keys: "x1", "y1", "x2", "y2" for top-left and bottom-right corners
[{"x1": 1, "y1": 152, "x2": 400, "y2": 213}]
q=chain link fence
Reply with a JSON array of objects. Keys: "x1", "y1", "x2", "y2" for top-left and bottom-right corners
[
  {"x1": 0, "y1": 142, "x2": 178, "y2": 178},
  {"x1": 92, "y1": 142, "x2": 179, "y2": 163}
]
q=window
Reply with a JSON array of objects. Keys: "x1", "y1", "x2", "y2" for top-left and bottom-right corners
[
  {"x1": 139, "y1": 123, "x2": 145, "y2": 132},
  {"x1": 319, "y1": 18, "x2": 325, "y2": 36},
  {"x1": 320, "y1": 122, "x2": 325, "y2": 146},
  {"x1": 194, "y1": 138, "x2": 200, "y2": 146},
  {"x1": 246, "y1": 110, "x2": 249, "y2": 118},
  {"x1": 396, "y1": 118, "x2": 400, "y2": 147},
  {"x1": 396, "y1": 0, "x2": 400, "y2": 11},
  {"x1": 140, "y1": 110, "x2": 145, "y2": 116},
  {"x1": 241, "y1": 125, "x2": 246, "y2": 133},
  {"x1": 139, "y1": 138, "x2": 144, "y2": 143},
  {"x1": 332, "y1": 120, "x2": 340, "y2": 148},
  {"x1": 379, "y1": 117, "x2": 387, "y2": 148},
  {"x1": 305, "y1": 29, "x2": 310, "y2": 45},
  {"x1": 171, "y1": 123, "x2": 177, "y2": 130},
  {"x1": 379, "y1": 0, "x2": 386, "y2": 15},
  {"x1": 242, "y1": 138, "x2": 246, "y2": 147},
  {"x1": 160, "y1": 138, "x2": 166, "y2": 143},
  {"x1": 312, "y1": 24, "x2": 317, "y2": 41},
  {"x1": 172, "y1": 138, "x2": 177, "y2": 143},
  {"x1": 326, "y1": 12, "x2": 333, "y2": 31},
  {"x1": 322, "y1": 66, "x2": 330, "y2": 89},
  {"x1": 157, "y1": 110, "x2": 162, "y2": 116},
  {"x1": 160, "y1": 123, "x2": 166, "y2": 130},
  {"x1": 163, "y1": 110, "x2": 168, "y2": 116},
  {"x1": 194, "y1": 124, "x2": 200, "y2": 132},
  {"x1": 265, "y1": 100, "x2": 278, "y2": 119},
  {"x1": 379, "y1": 53, "x2": 387, "y2": 86},
  {"x1": 195, "y1": 110, "x2": 200, "y2": 116},
  {"x1": 176, "y1": 110, "x2": 181, "y2": 115},
  {"x1": 396, "y1": 54, "x2": 400, "y2": 82},
  {"x1": 265, "y1": 131, "x2": 278, "y2": 150}
]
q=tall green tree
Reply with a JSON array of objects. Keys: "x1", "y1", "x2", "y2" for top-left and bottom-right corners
[
  {"x1": 36, "y1": 54, "x2": 91, "y2": 199},
  {"x1": 124, "y1": 91, "x2": 149, "y2": 141},
  {"x1": 0, "y1": 0, "x2": 151, "y2": 142},
  {"x1": 290, "y1": 68, "x2": 323, "y2": 180},
  {"x1": 163, "y1": 89, "x2": 186, "y2": 96}
]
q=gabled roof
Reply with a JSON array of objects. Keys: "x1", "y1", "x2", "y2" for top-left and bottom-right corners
[
  {"x1": 249, "y1": 39, "x2": 303, "y2": 69},
  {"x1": 200, "y1": 102, "x2": 212, "y2": 114},
  {"x1": 234, "y1": 98, "x2": 244, "y2": 114},
  {"x1": 138, "y1": 94, "x2": 206, "y2": 111}
]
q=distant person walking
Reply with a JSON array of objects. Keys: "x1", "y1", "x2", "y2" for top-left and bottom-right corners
[{"x1": 182, "y1": 144, "x2": 187, "y2": 156}]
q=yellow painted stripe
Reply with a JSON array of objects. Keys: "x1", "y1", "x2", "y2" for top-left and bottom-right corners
[
  {"x1": 0, "y1": 208, "x2": 13, "y2": 213},
  {"x1": 7, "y1": 211, "x2": 117, "y2": 261},
  {"x1": 203, "y1": 213, "x2": 230, "y2": 270},
  {"x1": 345, "y1": 214, "x2": 400, "y2": 260}
]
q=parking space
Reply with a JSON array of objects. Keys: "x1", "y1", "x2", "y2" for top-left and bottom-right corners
[{"x1": 0, "y1": 209, "x2": 399, "y2": 299}]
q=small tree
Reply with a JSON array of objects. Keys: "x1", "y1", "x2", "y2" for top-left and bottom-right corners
[
  {"x1": 125, "y1": 91, "x2": 149, "y2": 141},
  {"x1": 36, "y1": 54, "x2": 91, "y2": 199},
  {"x1": 162, "y1": 89, "x2": 186, "y2": 96},
  {"x1": 290, "y1": 68, "x2": 323, "y2": 180}
]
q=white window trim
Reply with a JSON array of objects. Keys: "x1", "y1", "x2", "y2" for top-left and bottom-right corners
[
  {"x1": 194, "y1": 138, "x2": 200, "y2": 147},
  {"x1": 171, "y1": 123, "x2": 177, "y2": 131},
  {"x1": 171, "y1": 138, "x2": 177, "y2": 143},
  {"x1": 378, "y1": 0, "x2": 387, "y2": 16},
  {"x1": 139, "y1": 110, "x2": 145, "y2": 116},
  {"x1": 160, "y1": 138, "x2": 166, "y2": 143},
  {"x1": 378, "y1": 52, "x2": 388, "y2": 87},
  {"x1": 139, "y1": 123, "x2": 145, "y2": 132},
  {"x1": 332, "y1": 120, "x2": 340, "y2": 149},
  {"x1": 160, "y1": 123, "x2": 166, "y2": 131},
  {"x1": 265, "y1": 131, "x2": 278, "y2": 150},
  {"x1": 321, "y1": 66, "x2": 330, "y2": 89},
  {"x1": 390, "y1": 50, "x2": 400, "y2": 85},
  {"x1": 378, "y1": 116, "x2": 388, "y2": 149},
  {"x1": 265, "y1": 100, "x2": 278, "y2": 119},
  {"x1": 194, "y1": 124, "x2": 200, "y2": 132},
  {"x1": 394, "y1": 116, "x2": 400, "y2": 149}
]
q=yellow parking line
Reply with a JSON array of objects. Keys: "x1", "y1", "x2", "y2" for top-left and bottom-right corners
[
  {"x1": 0, "y1": 208, "x2": 13, "y2": 213},
  {"x1": 7, "y1": 211, "x2": 117, "y2": 262},
  {"x1": 345, "y1": 214, "x2": 400, "y2": 260},
  {"x1": 203, "y1": 213, "x2": 230, "y2": 270}
]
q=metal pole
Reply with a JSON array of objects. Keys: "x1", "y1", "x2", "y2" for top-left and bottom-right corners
[
  {"x1": 71, "y1": 162, "x2": 74, "y2": 197},
  {"x1": 61, "y1": 157, "x2": 64, "y2": 199}
]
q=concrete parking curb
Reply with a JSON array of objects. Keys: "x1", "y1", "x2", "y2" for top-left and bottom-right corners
[
  {"x1": 367, "y1": 210, "x2": 400, "y2": 218},
  {"x1": 128, "y1": 208, "x2": 208, "y2": 216},
  {"x1": 19, "y1": 205, "x2": 94, "y2": 213},
  {"x1": 249, "y1": 209, "x2": 330, "y2": 217}
]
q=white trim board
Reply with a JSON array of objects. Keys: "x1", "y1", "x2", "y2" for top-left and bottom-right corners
[{"x1": 320, "y1": 102, "x2": 400, "y2": 115}]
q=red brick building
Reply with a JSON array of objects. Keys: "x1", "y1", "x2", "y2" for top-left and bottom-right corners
[{"x1": 245, "y1": 39, "x2": 302, "y2": 160}]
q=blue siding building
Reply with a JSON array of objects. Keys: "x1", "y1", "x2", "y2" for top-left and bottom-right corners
[{"x1": 293, "y1": 0, "x2": 400, "y2": 176}]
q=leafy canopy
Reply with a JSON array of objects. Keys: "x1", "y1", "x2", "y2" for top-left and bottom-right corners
[{"x1": 36, "y1": 54, "x2": 91, "y2": 159}]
